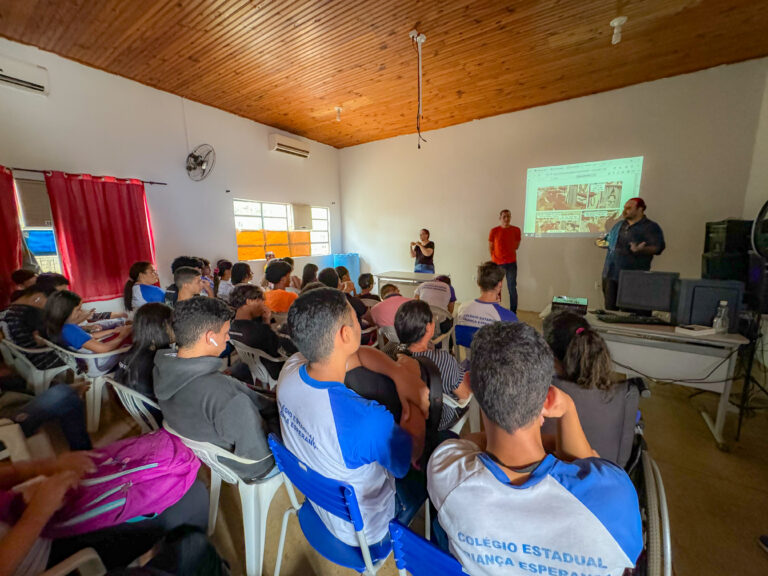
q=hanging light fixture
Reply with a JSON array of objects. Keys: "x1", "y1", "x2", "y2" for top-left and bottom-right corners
[{"x1": 409, "y1": 29, "x2": 427, "y2": 148}]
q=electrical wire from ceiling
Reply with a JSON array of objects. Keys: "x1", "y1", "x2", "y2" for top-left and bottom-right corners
[{"x1": 410, "y1": 29, "x2": 427, "y2": 149}]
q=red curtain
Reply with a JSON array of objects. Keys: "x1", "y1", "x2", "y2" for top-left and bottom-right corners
[
  {"x1": 45, "y1": 172, "x2": 156, "y2": 301},
  {"x1": 0, "y1": 166, "x2": 23, "y2": 308}
]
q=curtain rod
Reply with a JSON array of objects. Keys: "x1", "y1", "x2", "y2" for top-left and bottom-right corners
[{"x1": 9, "y1": 167, "x2": 167, "y2": 186}]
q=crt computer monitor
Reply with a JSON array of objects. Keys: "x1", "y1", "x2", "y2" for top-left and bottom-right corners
[{"x1": 616, "y1": 271, "x2": 680, "y2": 312}]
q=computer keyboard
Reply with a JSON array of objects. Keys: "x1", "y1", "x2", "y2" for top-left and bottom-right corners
[{"x1": 594, "y1": 313, "x2": 670, "y2": 326}]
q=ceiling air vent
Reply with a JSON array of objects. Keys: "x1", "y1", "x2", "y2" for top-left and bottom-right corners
[
  {"x1": 269, "y1": 134, "x2": 310, "y2": 158},
  {"x1": 0, "y1": 54, "x2": 49, "y2": 95}
]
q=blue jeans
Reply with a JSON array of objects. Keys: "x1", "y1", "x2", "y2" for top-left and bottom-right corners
[
  {"x1": 12, "y1": 384, "x2": 92, "y2": 450},
  {"x1": 414, "y1": 263, "x2": 435, "y2": 274},
  {"x1": 500, "y1": 262, "x2": 518, "y2": 313}
]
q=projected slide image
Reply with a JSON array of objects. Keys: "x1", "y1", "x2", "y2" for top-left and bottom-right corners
[{"x1": 524, "y1": 156, "x2": 643, "y2": 237}]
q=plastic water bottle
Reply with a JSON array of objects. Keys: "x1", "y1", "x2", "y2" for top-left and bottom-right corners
[{"x1": 712, "y1": 301, "x2": 730, "y2": 334}]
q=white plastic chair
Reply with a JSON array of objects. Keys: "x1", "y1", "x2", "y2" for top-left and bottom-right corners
[
  {"x1": 360, "y1": 298, "x2": 380, "y2": 309},
  {"x1": 105, "y1": 377, "x2": 161, "y2": 433},
  {"x1": 429, "y1": 306, "x2": 455, "y2": 351},
  {"x1": 377, "y1": 325, "x2": 399, "y2": 348},
  {"x1": 230, "y1": 339, "x2": 288, "y2": 389},
  {"x1": 41, "y1": 338, "x2": 129, "y2": 432},
  {"x1": 0, "y1": 327, "x2": 71, "y2": 396},
  {"x1": 361, "y1": 325, "x2": 378, "y2": 347},
  {"x1": 163, "y1": 422, "x2": 283, "y2": 576},
  {"x1": 443, "y1": 393, "x2": 474, "y2": 435},
  {"x1": 41, "y1": 548, "x2": 106, "y2": 576},
  {"x1": 0, "y1": 418, "x2": 55, "y2": 462}
]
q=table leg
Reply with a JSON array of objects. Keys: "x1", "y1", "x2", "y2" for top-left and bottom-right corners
[{"x1": 700, "y1": 352, "x2": 737, "y2": 450}]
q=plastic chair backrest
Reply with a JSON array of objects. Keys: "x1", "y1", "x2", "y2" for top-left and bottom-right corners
[
  {"x1": 378, "y1": 325, "x2": 399, "y2": 344},
  {"x1": 41, "y1": 338, "x2": 128, "y2": 377},
  {"x1": 360, "y1": 298, "x2": 379, "y2": 309},
  {"x1": 268, "y1": 433, "x2": 364, "y2": 531},
  {"x1": 0, "y1": 321, "x2": 10, "y2": 339},
  {"x1": 164, "y1": 422, "x2": 266, "y2": 485},
  {"x1": 106, "y1": 377, "x2": 161, "y2": 433},
  {"x1": 230, "y1": 339, "x2": 285, "y2": 385},
  {"x1": 389, "y1": 520, "x2": 466, "y2": 576}
]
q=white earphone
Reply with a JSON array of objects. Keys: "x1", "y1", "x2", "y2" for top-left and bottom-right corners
[{"x1": 209, "y1": 338, "x2": 218, "y2": 346}]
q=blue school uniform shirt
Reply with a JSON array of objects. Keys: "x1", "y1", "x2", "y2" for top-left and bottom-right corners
[
  {"x1": 276, "y1": 354, "x2": 412, "y2": 546},
  {"x1": 427, "y1": 439, "x2": 642, "y2": 576},
  {"x1": 455, "y1": 299, "x2": 517, "y2": 347},
  {"x1": 132, "y1": 283, "x2": 166, "y2": 310},
  {"x1": 60, "y1": 323, "x2": 92, "y2": 351}
]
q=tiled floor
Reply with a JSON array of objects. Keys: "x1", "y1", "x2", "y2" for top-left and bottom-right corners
[{"x1": 88, "y1": 311, "x2": 768, "y2": 575}]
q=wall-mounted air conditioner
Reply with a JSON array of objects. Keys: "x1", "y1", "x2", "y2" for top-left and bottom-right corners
[
  {"x1": 0, "y1": 54, "x2": 49, "y2": 95},
  {"x1": 269, "y1": 133, "x2": 310, "y2": 158}
]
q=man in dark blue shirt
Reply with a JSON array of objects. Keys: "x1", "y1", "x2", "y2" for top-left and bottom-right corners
[{"x1": 600, "y1": 197, "x2": 665, "y2": 310}]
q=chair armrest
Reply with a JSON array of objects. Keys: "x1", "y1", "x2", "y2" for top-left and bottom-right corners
[{"x1": 40, "y1": 548, "x2": 106, "y2": 576}]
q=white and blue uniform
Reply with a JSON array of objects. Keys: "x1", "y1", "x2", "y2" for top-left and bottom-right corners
[
  {"x1": 276, "y1": 354, "x2": 412, "y2": 546},
  {"x1": 455, "y1": 299, "x2": 517, "y2": 347},
  {"x1": 428, "y1": 439, "x2": 642, "y2": 576},
  {"x1": 132, "y1": 283, "x2": 166, "y2": 310}
]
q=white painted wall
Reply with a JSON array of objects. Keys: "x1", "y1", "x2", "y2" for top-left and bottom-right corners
[
  {"x1": 0, "y1": 38, "x2": 341, "y2": 292},
  {"x1": 341, "y1": 58, "x2": 768, "y2": 311},
  {"x1": 744, "y1": 67, "x2": 768, "y2": 220}
]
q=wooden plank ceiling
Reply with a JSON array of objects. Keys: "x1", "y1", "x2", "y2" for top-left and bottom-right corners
[{"x1": 1, "y1": 1, "x2": 768, "y2": 148}]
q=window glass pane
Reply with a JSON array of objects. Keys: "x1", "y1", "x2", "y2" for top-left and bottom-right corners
[
  {"x1": 267, "y1": 245, "x2": 291, "y2": 258},
  {"x1": 238, "y1": 246, "x2": 266, "y2": 260},
  {"x1": 263, "y1": 217, "x2": 288, "y2": 230},
  {"x1": 291, "y1": 244, "x2": 311, "y2": 257},
  {"x1": 236, "y1": 230, "x2": 265, "y2": 245},
  {"x1": 263, "y1": 203, "x2": 287, "y2": 217},
  {"x1": 265, "y1": 230, "x2": 289, "y2": 244},
  {"x1": 312, "y1": 219, "x2": 328, "y2": 231},
  {"x1": 235, "y1": 216, "x2": 262, "y2": 230},
  {"x1": 289, "y1": 231, "x2": 310, "y2": 244},
  {"x1": 311, "y1": 207, "x2": 328, "y2": 219},
  {"x1": 310, "y1": 231, "x2": 328, "y2": 243},
  {"x1": 234, "y1": 200, "x2": 261, "y2": 216},
  {"x1": 311, "y1": 243, "x2": 330, "y2": 256}
]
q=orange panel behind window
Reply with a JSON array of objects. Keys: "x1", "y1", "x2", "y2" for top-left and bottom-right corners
[
  {"x1": 237, "y1": 246, "x2": 266, "y2": 260},
  {"x1": 289, "y1": 231, "x2": 310, "y2": 244},
  {"x1": 291, "y1": 244, "x2": 311, "y2": 257},
  {"x1": 265, "y1": 231, "x2": 289, "y2": 245},
  {"x1": 236, "y1": 230, "x2": 265, "y2": 245},
  {"x1": 268, "y1": 245, "x2": 291, "y2": 258}
]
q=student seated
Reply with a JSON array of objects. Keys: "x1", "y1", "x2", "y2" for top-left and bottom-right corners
[
  {"x1": 542, "y1": 310, "x2": 639, "y2": 467},
  {"x1": 214, "y1": 259, "x2": 234, "y2": 301},
  {"x1": 392, "y1": 300, "x2": 471, "y2": 431},
  {"x1": 164, "y1": 256, "x2": 204, "y2": 306},
  {"x1": 318, "y1": 267, "x2": 367, "y2": 321},
  {"x1": 34, "y1": 273, "x2": 70, "y2": 294},
  {"x1": 0, "y1": 365, "x2": 91, "y2": 450},
  {"x1": 301, "y1": 263, "x2": 318, "y2": 290},
  {"x1": 281, "y1": 257, "x2": 303, "y2": 292},
  {"x1": 229, "y1": 284, "x2": 297, "y2": 382},
  {"x1": 9, "y1": 269, "x2": 37, "y2": 301},
  {"x1": 154, "y1": 296, "x2": 277, "y2": 480},
  {"x1": 173, "y1": 266, "x2": 204, "y2": 305},
  {"x1": 427, "y1": 322, "x2": 642, "y2": 575},
  {"x1": 124, "y1": 261, "x2": 164, "y2": 312},
  {"x1": 45, "y1": 291, "x2": 132, "y2": 365},
  {"x1": 370, "y1": 284, "x2": 411, "y2": 328},
  {"x1": 0, "y1": 286, "x2": 64, "y2": 369},
  {"x1": 414, "y1": 275, "x2": 456, "y2": 313},
  {"x1": 200, "y1": 258, "x2": 215, "y2": 296},
  {"x1": 231, "y1": 262, "x2": 253, "y2": 286},
  {"x1": 277, "y1": 287, "x2": 429, "y2": 548},
  {"x1": 114, "y1": 303, "x2": 173, "y2": 403},
  {"x1": 0, "y1": 452, "x2": 209, "y2": 574},
  {"x1": 455, "y1": 261, "x2": 517, "y2": 347},
  {"x1": 358, "y1": 273, "x2": 381, "y2": 301},
  {"x1": 263, "y1": 260, "x2": 298, "y2": 313},
  {"x1": 336, "y1": 265, "x2": 356, "y2": 295}
]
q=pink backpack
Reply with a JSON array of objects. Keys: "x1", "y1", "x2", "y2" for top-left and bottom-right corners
[{"x1": 44, "y1": 429, "x2": 200, "y2": 538}]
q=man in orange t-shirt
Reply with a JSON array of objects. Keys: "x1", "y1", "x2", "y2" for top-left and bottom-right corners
[
  {"x1": 488, "y1": 209, "x2": 522, "y2": 313},
  {"x1": 263, "y1": 260, "x2": 298, "y2": 313}
]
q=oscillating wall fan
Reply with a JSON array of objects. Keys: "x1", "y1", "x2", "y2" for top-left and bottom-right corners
[{"x1": 185, "y1": 143, "x2": 215, "y2": 181}]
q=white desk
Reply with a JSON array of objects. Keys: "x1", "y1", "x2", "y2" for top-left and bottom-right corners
[
  {"x1": 375, "y1": 271, "x2": 441, "y2": 297},
  {"x1": 587, "y1": 314, "x2": 748, "y2": 448}
]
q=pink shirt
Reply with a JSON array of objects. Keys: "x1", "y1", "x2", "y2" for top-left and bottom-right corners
[{"x1": 370, "y1": 295, "x2": 412, "y2": 327}]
